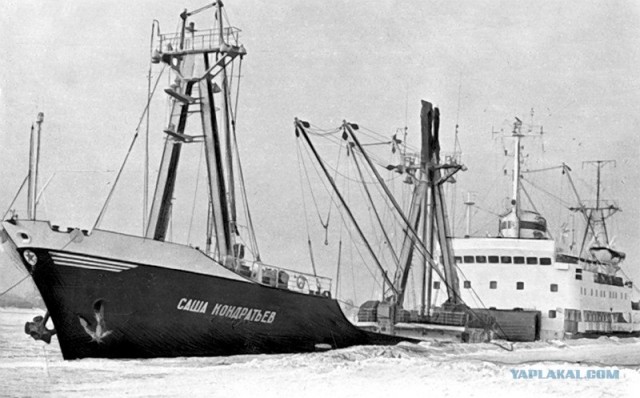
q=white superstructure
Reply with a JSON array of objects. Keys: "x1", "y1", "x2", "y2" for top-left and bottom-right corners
[
  {"x1": 429, "y1": 237, "x2": 636, "y2": 339},
  {"x1": 429, "y1": 117, "x2": 638, "y2": 339}
]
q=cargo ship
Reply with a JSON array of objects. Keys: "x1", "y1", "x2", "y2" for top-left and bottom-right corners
[{"x1": 2, "y1": 3, "x2": 410, "y2": 359}]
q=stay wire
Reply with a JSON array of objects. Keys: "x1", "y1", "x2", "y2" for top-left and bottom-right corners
[
  {"x1": 299, "y1": 140, "x2": 336, "y2": 230},
  {"x1": 2, "y1": 174, "x2": 28, "y2": 220},
  {"x1": 93, "y1": 65, "x2": 166, "y2": 230},
  {"x1": 187, "y1": 144, "x2": 205, "y2": 244},
  {"x1": 297, "y1": 135, "x2": 381, "y2": 285},
  {"x1": 227, "y1": 58, "x2": 261, "y2": 260},
  {"x1": 295, "y1": 140, "x2": 317, "y2": 277},
  {"x1": 0, "y1": 274, "x2": 31, "y2": 298}
]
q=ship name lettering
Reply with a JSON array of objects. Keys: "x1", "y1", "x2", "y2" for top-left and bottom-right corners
[
  {"x1": 177, "y1": 298, "x2": 209, "y2": 314},
  {"x1": 209, "y1": 303, "x2": 276, "y2": 323}
]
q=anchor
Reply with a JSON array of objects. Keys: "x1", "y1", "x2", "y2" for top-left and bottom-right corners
[
  {"x1": 24, "y1": 312, "x2": 56, "y2": 344},
  {"x1": 78, "y1": 299, "x2": 112, "y2": 343}
]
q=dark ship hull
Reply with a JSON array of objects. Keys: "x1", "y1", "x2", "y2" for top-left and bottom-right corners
[{"x1": 13, "y1": 244, "x2": 406, "y2": 359}]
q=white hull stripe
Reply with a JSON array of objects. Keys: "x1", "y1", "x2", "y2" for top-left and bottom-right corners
[
  {"x1": 51, "y1": 255, "x2": 132, "y2": 270},
  {"x1": 50, "y1": 252, "x2": 138, "y2": 273},
  {"x1": 52, "y1": 260, "x2": 125, "y2": 272}
]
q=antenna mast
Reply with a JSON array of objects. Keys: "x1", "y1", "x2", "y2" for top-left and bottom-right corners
[
  {"x1": 27, "y1": 112, "x2": 44, "y2": 220},
  {"x1": 582, "y1": 160, "x2": 618, "y2": 246}
]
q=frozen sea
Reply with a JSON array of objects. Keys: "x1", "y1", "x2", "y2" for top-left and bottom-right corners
[{"x1": 1, "y1": 307, "x2": 639, "y2": 397}]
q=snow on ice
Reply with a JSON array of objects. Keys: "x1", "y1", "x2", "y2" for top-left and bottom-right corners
[{"x1": 1, "y1": 307, "x2": 639, "y2": 397}]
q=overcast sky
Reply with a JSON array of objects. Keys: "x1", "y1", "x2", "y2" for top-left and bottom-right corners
[{"x1": 1, "y1": 1, "x2": 639, "y2": 302}]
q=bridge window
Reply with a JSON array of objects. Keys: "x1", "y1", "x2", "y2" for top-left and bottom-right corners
[
  {"x1": 550, "y1": 284, "x2": 558, "y2": 292},
  {"x1": 526, "y1": 257, "x2": 538, "y2": 265},
  {"x1": 463, "y1": 281, "x2": 471, "y2": 289},
  {"x1": 463, "y1": 256, "x2": 475, "y2": 263},
  {"x1": 540, "y1": 257, "x2": 552, "y2": 265},
  {"x1": 500, "y1": 256, "x2": 512, "y2": 264},
  {"x1": 488, "y1": 256, "x2": 499, "y2": 263},
  {"x1": 454, "y1": 256, "x2": 462, "y2": 264},
  {"x1": 516, "y1": 281, "x2": 524, "y2": 290},
  {"x1": 514, "y1": 256, "x2": 525, "y2": 264},
  {"x1": 433, "y1": 281, "x2": 440, "y2": 290},
  {"x1": 475, "y1": 256, "x2": 487, "y2": 263},
  {"x1": 490, "y1": 281, "x2": 497, "y2": 289},
  {"x1": 548, "y1": 310, "x2": 556, "y2": 318}
]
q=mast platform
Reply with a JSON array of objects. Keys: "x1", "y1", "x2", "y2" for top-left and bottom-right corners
[{"x1": 155, "y1": 27, "x2": 245, "y2": 58}]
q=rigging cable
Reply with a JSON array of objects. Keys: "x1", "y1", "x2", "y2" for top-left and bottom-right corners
[
  {"x1": 227, "y1": 58, "x2": 261, "y2": 260},
  {"x1": 0, "y1": 275, "x2": 31, "y2": 298},
  {"x1": 344, "y1": 146, "x2": 359, "y2": 304},
  {"x1": 93, "y1": 65, "x2": 166, "y2": 230},
  {"x1": 334, "y1": 226, "x2": 343, "y2": 297},
  {"x1": 345, "y1": 124, "x2": 503, "y2": 329},
  {"x1": 144, "y1": 20, "x2": 160, "y2": 234},
  {"x1": 304, "y1": 128, "x2": 499, "y2": 333},
  {"x1": 296, "y1": 135, "x2": 382, "y2": 287},
  {"x1": 351, "y1": 146, "x2": 400, "y2": 265},
  {"x1": 299, "y1": 140, "x2": 341, "y2": 235},
  {"x1": 521, "y1": 176, "x2": 573, "y2": 208},
  {"x1": 363, "y1": 128, "x2": 526, "y2": 332},
  {"x1": 307, "y1": 124, "x2": 448, "y2": 296},
  {"x1": 2, "y1": 174, "x2": 28, "y2": 220},
  {"x1": 295, "y1": 140, "x2": 318, "y2": 277},
  {"x1": 322, "y1": 140, "x2": 345, "y2": 244},
  {"x1": 306, "y1": 123, "x2": 406, "y2": 174},
  {"x1": 186, "y1": 144, "x2": 205, "y2": 244},
  {"x1": 301, "y1": 121, "x2": 486, "y2": 319}
]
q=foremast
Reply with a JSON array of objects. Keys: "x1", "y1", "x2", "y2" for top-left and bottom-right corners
[{"x1": 145, "y1": 2, "x2": 246, "y2": 265}]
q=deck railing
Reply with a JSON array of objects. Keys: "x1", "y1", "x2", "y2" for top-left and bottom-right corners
[
  {"x1": 234, "y1": 260, "x2": 333, "y2": 297},
  {"x1": 158, "y1": 27, "x2": 241, "y2": 53}
]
